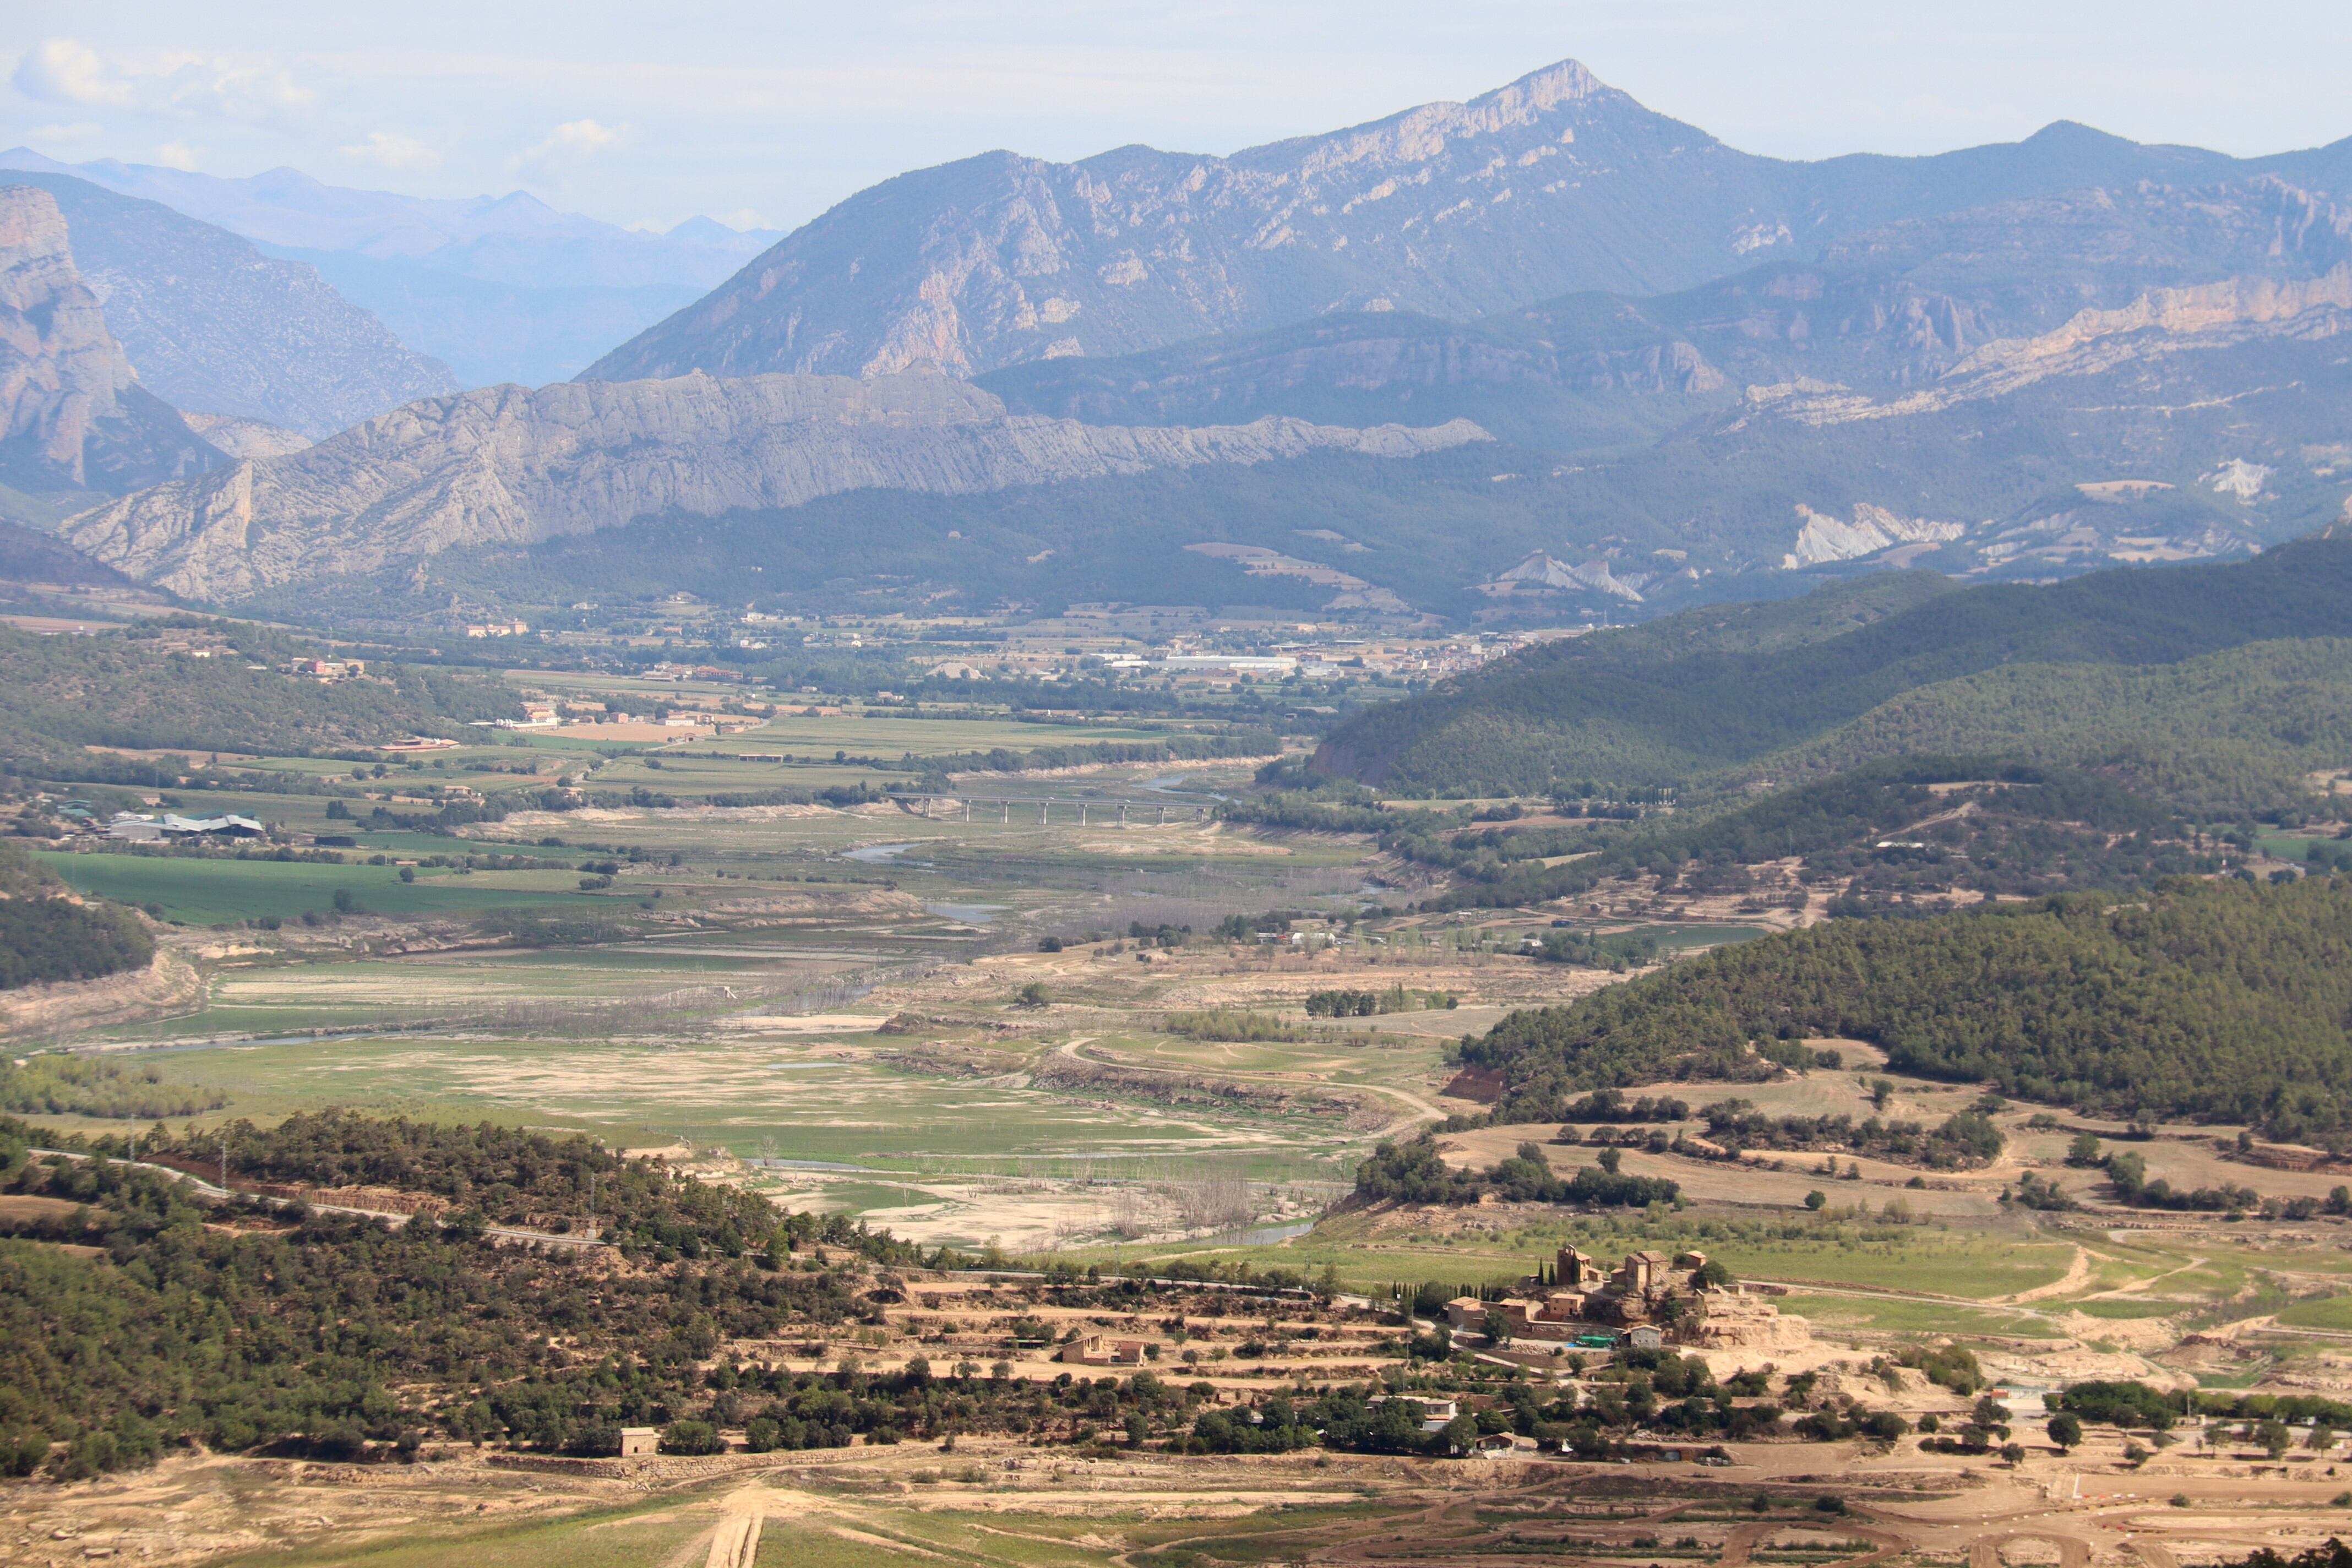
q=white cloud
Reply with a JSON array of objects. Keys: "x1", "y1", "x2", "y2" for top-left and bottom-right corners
[
  {"x1": 162, "y1": 59, "x2": 317, "y2": 125},
  {"x1": 13, "y1": 39, "x2": 135, "y2": 108},
  {"x1": 512, "y1": 117, "x2": 628, "y2": 171},
  {"x1": 339, "y1": 130, "x2": 442, "y2": 170},
  {"x1": 11, "y1": 36, "x2": 314, "y2": 128},
  {"x1": 714, "y1": 208, "x2": 767, "y2": 232},
  {"x1": 27, "y1": 122, "x2": 106, "y2": 144},
  {"x1": 155, "y1": 138, "x2": 199, "y2": 171}
]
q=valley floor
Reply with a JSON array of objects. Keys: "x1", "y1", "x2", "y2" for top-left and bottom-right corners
[{"x1": 11, "y1": 761, "x2": 2352, "y2": 1564}]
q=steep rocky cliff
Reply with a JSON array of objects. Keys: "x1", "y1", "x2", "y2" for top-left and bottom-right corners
[
  {"x1": 64, "y1": 371, "x2": 1487, "y2": 602},
  {"x1": 583, "y1": 61, "x2": 2352, "y2": 384},
  {"x1": 0, "y1": 186, "x2": 220, "y2": 501},
  {"x1": 3, "y1": 173, "x2": 456, "y2": 438}
]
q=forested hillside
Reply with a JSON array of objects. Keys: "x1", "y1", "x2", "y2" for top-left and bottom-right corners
[
  {"x1": 0, "y1": 841, "x2": 151, "y2": 992},
  {"x1": 1773, "y1": 638, "x2": 2352, "y2": 818},
  {"x1": 1311, "y1": 537, "x2": 2352, "y2": 796},
  {"x1": 0, "y1": 1113, "x2": 916, "y2": 1474},
  {"x1": 0, "y1": 620, "x2": 516, "y2": 782},
  {"x1": 1460, "y1": 877, "x2": 2352, "y2": 1144}
]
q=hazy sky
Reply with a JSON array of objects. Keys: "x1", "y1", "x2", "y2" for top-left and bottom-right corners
[{"x1": 4, "y1": 1, "x2": 2348, "y2": 233}]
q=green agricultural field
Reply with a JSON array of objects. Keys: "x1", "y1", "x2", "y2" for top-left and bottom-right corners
[
  {"x1": 210, "y1": 1495, "x2": 710, "y2": 1568},
  {"x1": 1767, "y1": 1292, "x2": 2065, "y2": 1339},
  {"x1": 585, "y1": 754, "x2": 914, "y2": 796},
  {"x1": 68, "y1": 929, "x2": 895, "y2": 1046},
  {"x1": 1643, "y1": 922, "x2": 1774, "y2": 952},
  {"x1": 709, "y1": 712, "x2": 1177, "y2": 758},
  {"x1": 35, "y1": 851, "x2": 607, "y2": 925},
  {"x1": 140, "y1": 1033, "x2": 1335, "y2": 1170},
  {"x1": 224, "y1": 755, "x2": 371, "y2": 777}
]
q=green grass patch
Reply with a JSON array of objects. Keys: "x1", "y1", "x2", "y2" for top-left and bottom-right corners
[
  {"x1": 2065, "y1": 1298, "x2": 2185, "y2": 1320},
  {"x1": 36, "y1": 851, "x2": 601, "y2": 925},
  {"x1": 1701, "y1": 1239, "x2": 2075, "y2": 1299},
  {"x1": 2275, "y1": 1296, "x2": 2352, "y2": 1332},
  {"x1": 1772, "y1": 1292, "x2": 2062, "y2": 1338}
]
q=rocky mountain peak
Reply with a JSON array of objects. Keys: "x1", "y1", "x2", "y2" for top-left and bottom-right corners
[{"x1": 581, "y1": 59, "x2": 1765, "y2": 385}]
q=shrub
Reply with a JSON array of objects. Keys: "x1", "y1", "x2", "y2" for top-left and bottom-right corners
[{"x1": 660, "y1": 1419, "x2": 721, "y2": 1456}]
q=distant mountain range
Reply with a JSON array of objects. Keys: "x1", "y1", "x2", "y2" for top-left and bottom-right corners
[
  {"x1": 9, "y1": 58, "x2": 2352, "y2": 629},
  {"x1": 1, "y1": 172, "x2": 454, "y2": 442},
  {"x1": 585, "y1": 59, "x2": 2352, "y2": 383},
  {"x1": 0, "y1": 185, "x2": 222, "y2": 508},
  {"x1": 0, "y1": 150, "x2": 781, "y2": 389},
  {"x1": 62, "y1": 372, "x2": 1484, "y2": 602}
]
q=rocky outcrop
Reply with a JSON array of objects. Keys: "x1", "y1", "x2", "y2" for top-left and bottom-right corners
[
  {"x1": 66, "y1": 370, "x2": 1488, "y2": 601},
  {"x1": 0, "y1": 184, "x2": 220, "y2": 498},
  {"x1": 1735, "y1": 263, "x2": 2352, "y2": 432},
  {"x1": 180, "y1": 412, "x2": 311, "y2": 460},
  {"x1": 1780, "y1": 503, "x2": 1967, "y2": 568},
  {"x1": 1483, "y1": 551, "x2": 1649, "y2": 601},
  {"x1": 7, "y1": 172, "x2": 456, "y2": 438}
]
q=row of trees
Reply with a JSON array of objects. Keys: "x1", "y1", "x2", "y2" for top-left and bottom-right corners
[{"x1": 1353, "y1": 1135, "x2": 1680, "y2": 1209}]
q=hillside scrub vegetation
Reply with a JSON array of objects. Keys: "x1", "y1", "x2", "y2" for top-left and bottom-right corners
[{"x1": 1458, "y1": 876, "x2": 2352, "y2": 1145}]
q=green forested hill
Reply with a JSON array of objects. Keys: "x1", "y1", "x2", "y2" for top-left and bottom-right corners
[
  {"x1": 1462, "y1": 877, "x2": 2352, "y2": 1144},
  {"x1": 1312, "y1": 537, "x2": 2352, "y2": 797},
  {"x1": 0, "y1": 1113, "x2": 914, "y2": 1474},
  {"x1": 0, "y1": 621, "x2": 515, "y2": 780},
  {"x1": 0, "y1": 840, "x2": 152, "y2": 991},
  {"x1": 1772, "y1": 638, "x2": 2352, "y2": 818}
]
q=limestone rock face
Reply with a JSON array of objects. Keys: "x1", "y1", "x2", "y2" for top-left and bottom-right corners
[
  {"x1": 66, "y1": 370, "x2": 1488, "y2": 601},
  {"x1": 0, "y1": 185, "x2": 220, "y2": 497}
]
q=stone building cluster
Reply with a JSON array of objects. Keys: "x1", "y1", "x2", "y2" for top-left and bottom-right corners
[{"x1": 1444, "y1": 1246, "x2": 1719, "y2": 1344}]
